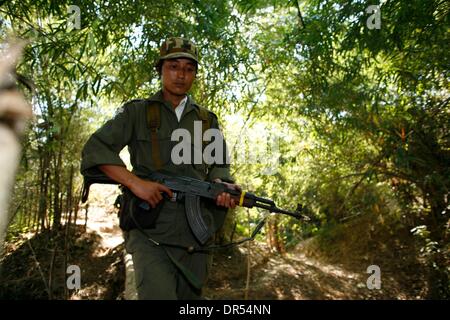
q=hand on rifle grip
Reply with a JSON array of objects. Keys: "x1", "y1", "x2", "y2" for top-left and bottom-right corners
[{"x1": 213, "y1": 178, "x2": 241, "y2": 209}]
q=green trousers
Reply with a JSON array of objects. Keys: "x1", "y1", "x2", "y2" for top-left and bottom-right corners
[{"x1": 124, "y1": 200, "x2": 209, "y2": 300}]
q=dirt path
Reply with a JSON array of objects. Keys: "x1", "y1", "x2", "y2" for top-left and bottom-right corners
[
  {"x1": 204, "y1": 244, "x2": 368, "y2": 299},
  {"x1": 69, "y1": 185, "x2": 127, "y2": 300},
  {"x1": 0, "y1": 188, "x2": 127, "y2": 300},
  {"x1": 205, "y1": 240, "x2": 426, "y2": 300},
  {"x1": 80, "y1": 204, "x2": 123, "y2": 255}
]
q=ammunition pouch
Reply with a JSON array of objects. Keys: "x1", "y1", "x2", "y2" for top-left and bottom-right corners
[{"x1": 116, "y1": 187, "x2": 164, "y2": 231}]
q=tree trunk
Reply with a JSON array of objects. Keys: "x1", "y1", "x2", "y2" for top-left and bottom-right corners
[{"x1": 52, "y1": 146, "x2": 63, "y2": 230}]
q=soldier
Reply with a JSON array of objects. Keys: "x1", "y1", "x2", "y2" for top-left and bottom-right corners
[{"x1": 80, "y1": 37, "x2": 240, "y2": 299}]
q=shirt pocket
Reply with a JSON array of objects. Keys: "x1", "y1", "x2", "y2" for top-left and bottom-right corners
[{"x1": 135, "y1": 130, "x2": 174, "y2": 168}]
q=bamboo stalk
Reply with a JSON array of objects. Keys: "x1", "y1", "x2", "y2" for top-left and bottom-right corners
[{"x1": 27, "y1": 239, "x2": 51, "y2": 299}]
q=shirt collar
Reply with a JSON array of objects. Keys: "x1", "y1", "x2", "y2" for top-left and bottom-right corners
[
  {"x1": 148, "y1": 90, "x2": 198, "y2": 117},
  {"x1": 176, "y1": 95, "x2": 188, "y2": 109}
]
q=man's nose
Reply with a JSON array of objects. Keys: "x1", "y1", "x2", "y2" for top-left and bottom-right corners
[{"x1": 176, "y1": 69, "x2": 186, "y2": 79}]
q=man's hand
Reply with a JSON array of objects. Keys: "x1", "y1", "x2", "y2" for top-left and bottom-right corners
[
  {"x1": 129, "y1": 178, "x2": 173, "y2": 208},
  {"x1": 214, "y1": 179, "x2": 241, "y2": 209},
  {"x1": 98, "y1": 165, "x2": 173, "y2": 209}
]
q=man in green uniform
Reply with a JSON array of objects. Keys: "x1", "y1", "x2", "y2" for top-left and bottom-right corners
[{"x1": 80, "y1": 37, "x2": 240, "y2": 299}]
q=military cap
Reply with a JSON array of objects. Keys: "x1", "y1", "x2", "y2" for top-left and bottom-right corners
[{"x1": 157, "y1": 37, "x2": 199, "y2": 64}]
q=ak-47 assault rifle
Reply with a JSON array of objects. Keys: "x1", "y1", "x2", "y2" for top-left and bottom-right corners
[{"x1": 81, "y1": 171, "x2": 309, "y2": 245}]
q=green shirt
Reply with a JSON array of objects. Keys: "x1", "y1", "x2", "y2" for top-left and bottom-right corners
[{"x1": 81, "y1": 90, "x2": 233, "y2": 183}]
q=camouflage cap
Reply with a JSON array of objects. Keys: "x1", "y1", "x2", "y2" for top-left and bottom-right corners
[{"x1": 158, "y1": 37, "x2": 199, "y2": 64}]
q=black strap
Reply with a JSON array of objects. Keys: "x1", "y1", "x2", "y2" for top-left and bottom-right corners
[{"x1": 131, "y1": 208, "x2": 268, "y2": 254}]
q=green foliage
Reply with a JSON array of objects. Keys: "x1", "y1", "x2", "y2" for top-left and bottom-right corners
[{"x1": 1, "y1": 0, "x2": 448, "y2": 296}]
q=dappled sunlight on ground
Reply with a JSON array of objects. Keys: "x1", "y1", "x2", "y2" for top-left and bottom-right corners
[
  {"x1": 67, "y1": 184, "x2": 126, "y2": 300},
  {"x1": 76, "y1": 184, "x2": 124, "y2": 257},
  {"x1": 205, "y1": 231, "x2": 428, "y2": 300}
]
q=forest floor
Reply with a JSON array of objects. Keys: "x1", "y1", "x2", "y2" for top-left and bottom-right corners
[
  {"x1": 0, "y1": 185, "x2": 430, "y2": 299},
  {"x1": 204, "y1": 221, "x2": 429, "y2": 299},
  {"x1": 0, "y1": 185, "x2": 125, "y2": 300}
]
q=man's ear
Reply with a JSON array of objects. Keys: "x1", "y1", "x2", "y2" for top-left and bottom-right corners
[
  {"x1": 193, "y1": 66, "x2": 198, "y2": 79},
  {"x1": 156, "y1": 60, "x2": 164, "y2": 79}
]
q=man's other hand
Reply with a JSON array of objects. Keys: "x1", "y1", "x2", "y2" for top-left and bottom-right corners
[{"x1": 214, "y1": 179, "x2": 241, "y2": 209}]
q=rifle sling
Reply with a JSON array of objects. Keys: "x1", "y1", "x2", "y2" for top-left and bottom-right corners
[{"x1": 130, "y1": 201, "x2": 267, "y2": 254}]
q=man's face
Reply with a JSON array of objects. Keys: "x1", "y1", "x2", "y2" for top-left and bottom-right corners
[{"x1": 161, "y1": 58, "x2": 197, "y2": 96}]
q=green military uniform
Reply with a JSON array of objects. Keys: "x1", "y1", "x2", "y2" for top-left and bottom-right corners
[{"x1": 81, "y1": 90, "x2": 233, "y2": 299}]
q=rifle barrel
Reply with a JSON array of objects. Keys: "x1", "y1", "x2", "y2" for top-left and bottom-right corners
[{"x1": 253, "y1": 203, "x2": 304, "y2": 220}]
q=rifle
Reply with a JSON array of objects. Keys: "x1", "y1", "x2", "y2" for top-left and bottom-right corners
[{"x1": 81, "y1": 171, "x2": 308, "y2": 244}]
